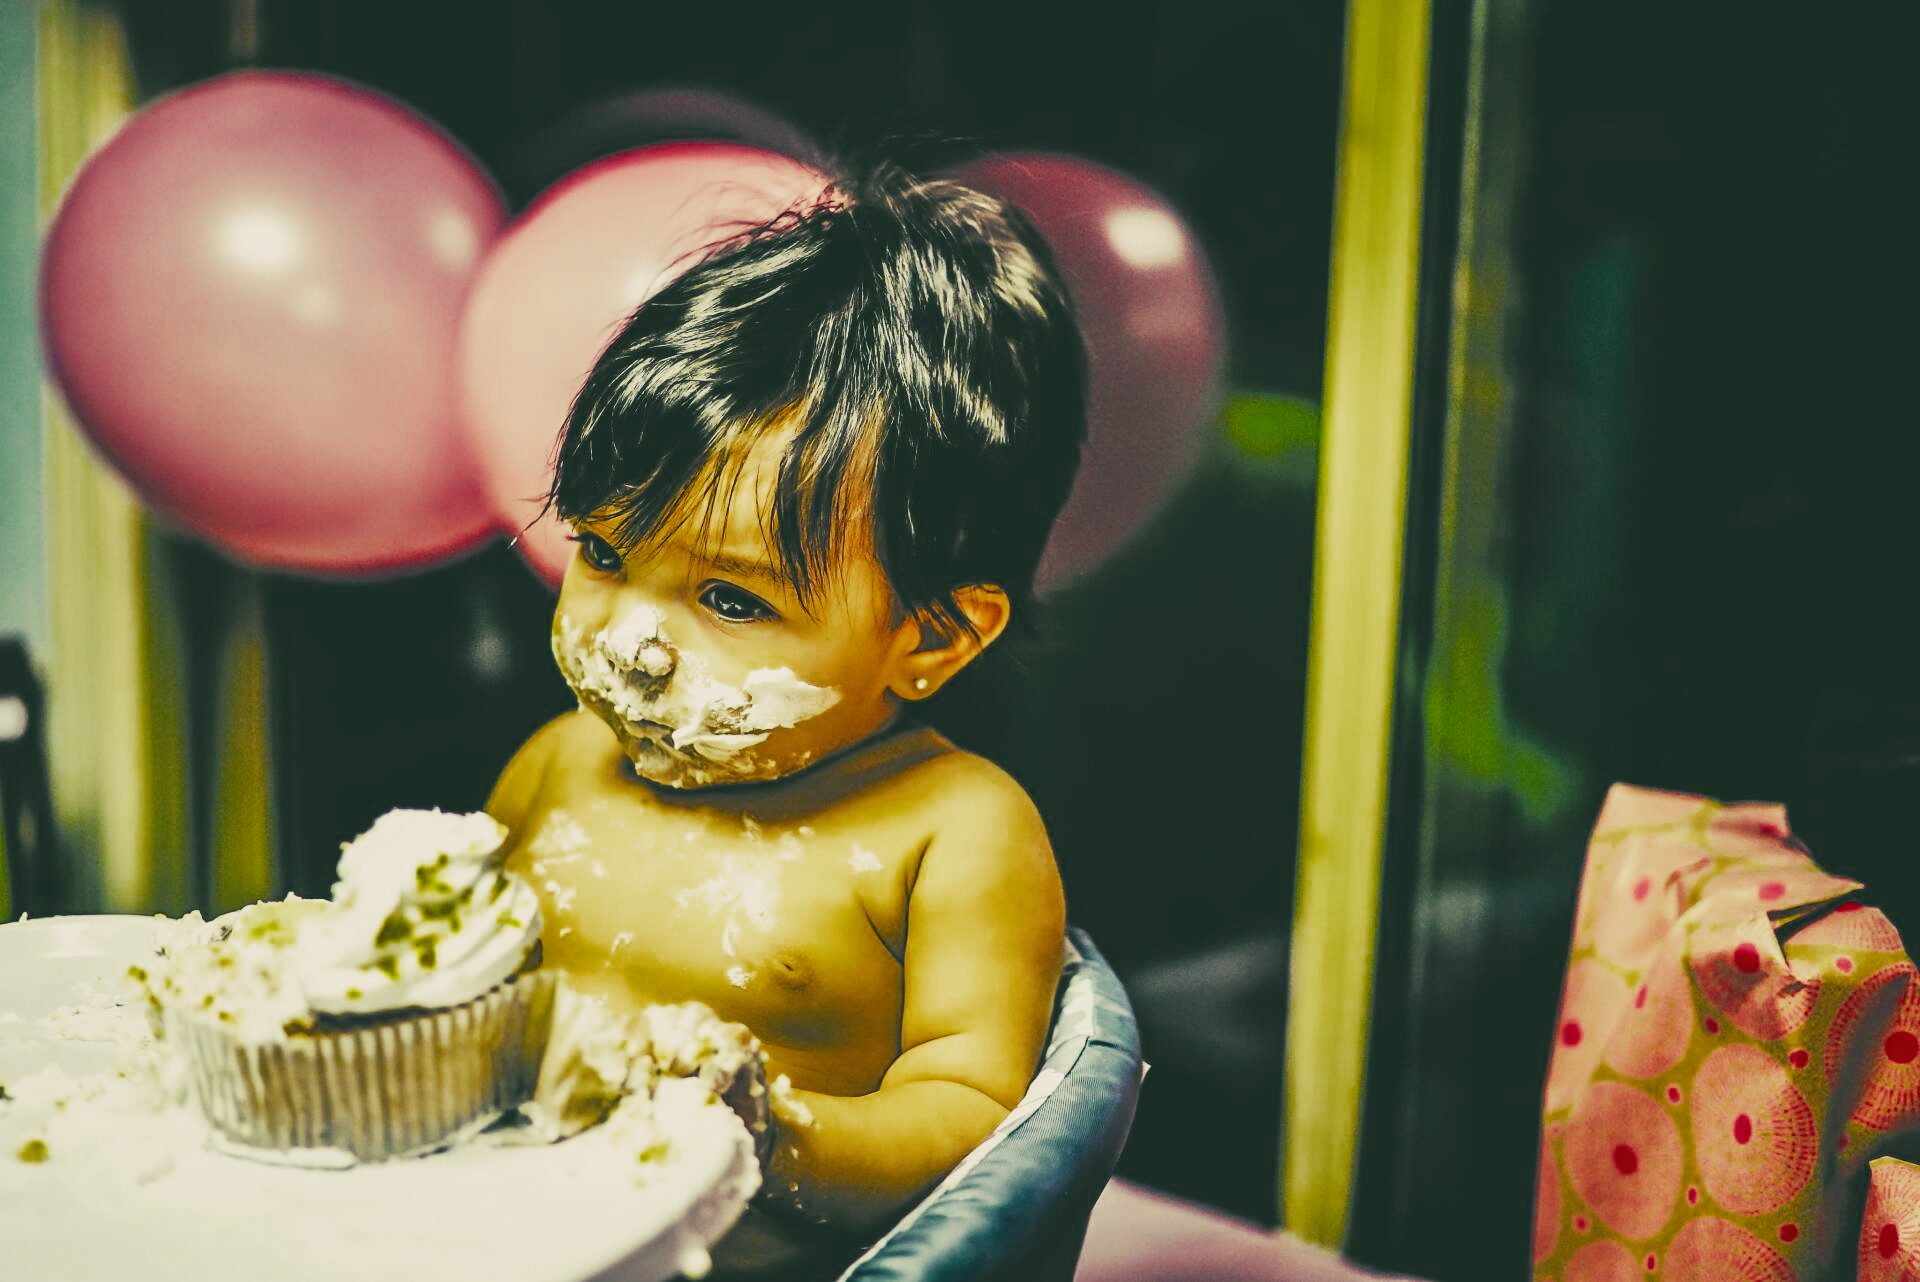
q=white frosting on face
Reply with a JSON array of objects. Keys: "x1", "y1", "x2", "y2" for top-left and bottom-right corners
[
  {"x1": 147, "y1": 810, "x2": 542, "y2": 1038},
  {"x1": 552, "y1": 609, "x2": 841, "y2": 786}
]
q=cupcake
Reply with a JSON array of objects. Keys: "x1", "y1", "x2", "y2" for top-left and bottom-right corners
[{"x1": 147, "y1": 809, "x2": 552, "y2": 1164}]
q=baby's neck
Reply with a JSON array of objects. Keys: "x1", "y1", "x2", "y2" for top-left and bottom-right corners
[{"x1": 625, "y1": 717, "x2": 944, "y2": 821}]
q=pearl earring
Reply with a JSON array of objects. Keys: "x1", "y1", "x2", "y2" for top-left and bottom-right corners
[{"x1": 912, "y1": 677, "x2": 929, "y2": 693}]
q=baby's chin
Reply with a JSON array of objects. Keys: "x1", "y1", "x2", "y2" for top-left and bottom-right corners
[{"x1": 612, "y1": 719, "x2": 816, "y2": 790}]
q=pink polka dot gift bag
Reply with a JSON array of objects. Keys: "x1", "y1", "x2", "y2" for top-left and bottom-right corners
[{"x1": 1534, "y1": 783, "x2": 1920, "y2": 1281}]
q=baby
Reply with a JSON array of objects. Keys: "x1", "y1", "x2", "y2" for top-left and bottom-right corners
[{"x1": 483, "y1": 162, "x2": 1088, "y2": 1271}]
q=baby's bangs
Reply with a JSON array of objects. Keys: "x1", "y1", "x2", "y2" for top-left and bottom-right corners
[
  {"x1": 579, "y1": 398, "x2": 883, "y2": 617},
  {"x1": 761, "y1": 396, "x2": 888, "y2": 609}
]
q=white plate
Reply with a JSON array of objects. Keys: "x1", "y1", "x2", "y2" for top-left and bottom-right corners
[{"x1": 0, "y1": 916, "x2": 756, "y2": 1282}]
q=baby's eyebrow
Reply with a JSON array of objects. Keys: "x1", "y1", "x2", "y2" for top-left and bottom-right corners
[{"x1": 702, "y1": 550, "x2": 788, "y2": 584}]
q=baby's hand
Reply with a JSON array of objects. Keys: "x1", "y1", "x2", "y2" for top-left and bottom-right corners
[
  {"x1": 523, "y1": 987, "x2": 775, "y2": 1161},
  {"x1": 632, "y1": 1001, "x2": 773, "y2": 1167}
]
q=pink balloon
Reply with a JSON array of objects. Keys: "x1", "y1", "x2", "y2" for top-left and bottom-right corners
[
  {"x1": 950, "y1": 153, "x2": 1226, "y2": 591},
  {"x1": 39, "y1": 71, "x2": 503, "y2": 575},
  {"x1": 459, "y1": 143, "x2": 831, "y2": 587},
  {"x1": 507, "y1": 86, "x2": 817, "y2": 197}
]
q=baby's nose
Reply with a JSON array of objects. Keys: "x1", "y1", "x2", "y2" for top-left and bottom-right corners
[
  {"x1": 631, "y1": 637, "x2": 676, "y2": 679},
  {"x1": 598, "y1": 605, "x2": 678, "y2": 679}
]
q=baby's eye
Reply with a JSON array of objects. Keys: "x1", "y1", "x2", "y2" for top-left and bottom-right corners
[
  {"x1": 698, "y1": 582, "x2": 779, "y2": 624},
  {"x1": 571, "y1": 531, "x2": 623, "y2": 574}
]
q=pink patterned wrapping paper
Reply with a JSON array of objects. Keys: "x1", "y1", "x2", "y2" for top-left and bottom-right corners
[
  {"x1": 1861, "y1": 1158, "x2": 1920, "y2": 1280},
  {"x1": 1534, "y1": 783, "x2": 1920, "y2": 1281}
]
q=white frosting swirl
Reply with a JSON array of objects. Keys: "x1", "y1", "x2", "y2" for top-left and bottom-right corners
[
  {"x1": 296, "y1": 809, "x2": 542, "y2": 1016},
  {"x1": 148, "y1": 810, "x2": 542, "y2": 1039}
]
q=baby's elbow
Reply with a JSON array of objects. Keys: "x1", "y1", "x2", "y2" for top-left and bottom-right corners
[
  {"x1": 970, "y1": 1084, "x2": 1015, "y2": 1130},
  {"x1": 896, "y1": 1073, "x2": 1016, "y2": 1150},
  {"x1": 973, "y1": 1071, "x2": 1030, "y2": 1116},
  {"x1": 938, "y1": 1078, "x2": 1016, "y2": 1141},
  {"x1": 892, "y1": 1034, "x2": 1037, "y2": 1117}
]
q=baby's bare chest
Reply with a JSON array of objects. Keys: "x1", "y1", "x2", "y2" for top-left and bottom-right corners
[{"x1": 504, "y1": 790, "x2": 914, "y2": 1067}]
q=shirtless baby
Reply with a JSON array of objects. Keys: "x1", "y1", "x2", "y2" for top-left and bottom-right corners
[{"x1": 482, "y1": 161, "x2": 1090, "y2": 1270}]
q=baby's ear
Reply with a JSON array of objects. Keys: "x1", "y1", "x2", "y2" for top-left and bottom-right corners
[{"x1": 888, "y1": 585, "x2": 1011, "y2": 702}]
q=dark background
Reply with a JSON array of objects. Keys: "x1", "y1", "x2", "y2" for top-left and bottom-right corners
[{"x1": 1350, "y1": 2, "x2": 1919, "y2": 1277}]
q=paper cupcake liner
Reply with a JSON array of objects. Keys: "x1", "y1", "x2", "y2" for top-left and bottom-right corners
[{"x1": 174, "y1": 970, "x2": 557, "y2": 1164}]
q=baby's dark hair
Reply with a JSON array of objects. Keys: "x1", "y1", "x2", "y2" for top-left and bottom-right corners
[{"x1": 546, "y1": 160, "x2": 1087, "y2": 636}]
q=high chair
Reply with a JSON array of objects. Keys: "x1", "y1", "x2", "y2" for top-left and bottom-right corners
[{"x1": 838, "y1": 927, "x2": 1143, "y2": 1281}]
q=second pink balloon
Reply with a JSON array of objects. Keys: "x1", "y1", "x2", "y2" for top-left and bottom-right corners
[
  {"x1": 951, "y1": 153, "x2": 1226, "y2": 592},
  {"x1": 458, "y1": 142, "x2": 831, "y2": 586}
]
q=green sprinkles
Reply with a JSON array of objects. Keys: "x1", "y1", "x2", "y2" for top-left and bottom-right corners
[
  {"x1": 414, "y1": 936, "x2": 439, "y2": 970},
  {"x1": 345, "y1": 988, "x2": 363, "y2": 1001},
  {"x1": 247, "y1": 915, "x2": 297, "y2": 947},
  {"x1": 413, "y1": 853, "x2": 453, "y2": 891},
  {"x1": 126, "y1": 964, "x2": 147, "y2": 982},
  {"x1": 18, "y1": 1139, "x2": 48, "y2": 1163},
  {"x1": 375, "y1": 911, "x2": 414, "y2": 946},
  {"x1": 373, "y1": 955, "x2": 400, "y2": 981}
]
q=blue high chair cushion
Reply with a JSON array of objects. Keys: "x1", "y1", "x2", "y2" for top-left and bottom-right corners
[{"x1": 838, "y1": 927, "x2": 1143, "y2": 1282}]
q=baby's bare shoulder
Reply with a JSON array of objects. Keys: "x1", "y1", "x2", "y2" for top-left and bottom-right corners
[
  {"x1": 846, "y1": 729, "x2": 1030, "y2": 815},
  {"x1": 918, "y1": 745, "x2": 1037, "y2": 811},
  {"x1": 890, "y1": 742, "x2": 1052, "y2": 874},
  {"x1": 486, "y1": 709, "x2": 605, "y2": 830}
]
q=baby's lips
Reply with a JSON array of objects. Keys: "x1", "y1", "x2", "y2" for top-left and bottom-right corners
[
  {"x1": 614, "y1": 717, "x2": 691, "y2": 744},
  {"x1": 681, "y1": 733, "x2": 768, "y2": 761}
]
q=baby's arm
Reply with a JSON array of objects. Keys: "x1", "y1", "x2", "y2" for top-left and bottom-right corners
[{"x1": 765, "y1": 764, "x2": 1067, "y2": 1233}]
